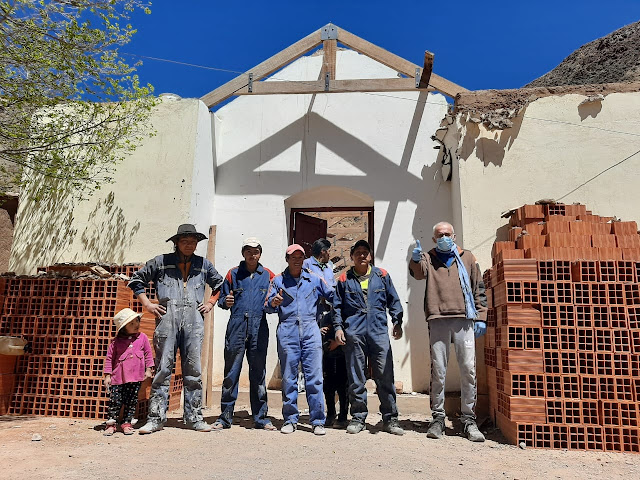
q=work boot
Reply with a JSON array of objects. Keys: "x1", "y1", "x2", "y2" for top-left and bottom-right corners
[
  {"x1": 138, "y1": 420, "x2": 163, "y2": 435},
  {"x1": 312, "y1": 425, "x2": 326, "y2": 436},
  {"x1": 464, "y1": 421, "x2": 485, "y2": 442},
  {"x1": 426, "y1": 417, "x2": 445, "y2": 439},
  {"x1": 281, "y1": 422, "x2": 297, "y2": 434},
  {"x1": 346, "y1": 420, "x2": 366, "y2": 434},
  {"x1": 383, "y1": 418, "x2": 405, "y2": 436},
  {"x1": 334, "y1": 417, "x2": 349, "y2": 429},
  {"x1": 325, "y1": 413, "x2": 336, "y2": 427},
  {"x1": 192, "y1": 421, "x2": 212, "y2": 432}
]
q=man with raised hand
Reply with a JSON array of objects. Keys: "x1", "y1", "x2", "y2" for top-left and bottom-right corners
[
  {"x1": 213, "y1": 237, "x2": 277, "y2": 431},
  {"x1": 333, "y1": 240, "x2": 405, "y2": 436},
  {"x1": 266, "y1": 244, "x2": 334, "y2": 436},
  {"x1": 409, "y1": 222, "x2": 487, "y2": 442}
]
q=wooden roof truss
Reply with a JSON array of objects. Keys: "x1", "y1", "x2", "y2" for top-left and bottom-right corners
[{"x1": 201, "y1": 24, "x2": 466, "y2": 108}]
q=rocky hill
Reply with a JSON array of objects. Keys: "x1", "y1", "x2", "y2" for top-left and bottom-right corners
[{"x1": 526, "y1": 21, "x2": 640, "y2": 87}]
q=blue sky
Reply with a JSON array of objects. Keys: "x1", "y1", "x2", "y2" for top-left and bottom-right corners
[{"x1": 125, "y1": 2, "x2": 639, "y2": 101}]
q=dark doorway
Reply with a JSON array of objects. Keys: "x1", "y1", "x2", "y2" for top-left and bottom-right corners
[
  {"x1": 293, "y1": 212, "x2": 328, "y2": 257},
  {"x1": 290, "y1": 207, "x2": 374, "y2": 277}
]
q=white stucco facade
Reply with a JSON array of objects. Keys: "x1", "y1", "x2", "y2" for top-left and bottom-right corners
[
  {"x1": 211, "y1": 50, "x2": 451, "y2": 392},
  {"x1": 448, "y1": 91, "x2": 640, "y2": 269}
]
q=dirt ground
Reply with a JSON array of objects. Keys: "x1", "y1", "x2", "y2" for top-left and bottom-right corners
[{"x1": 2, "y1": 391, "x2": 639, "y2": 480}]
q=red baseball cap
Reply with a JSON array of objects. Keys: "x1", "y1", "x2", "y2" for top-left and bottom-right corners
[{"x1": 286, "y1": 244, "x2": 305, "y2": 256}]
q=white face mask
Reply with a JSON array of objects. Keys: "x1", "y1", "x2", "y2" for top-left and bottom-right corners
[{"x1": 436, "y1": 236, "x2": 454, "y2": 252}]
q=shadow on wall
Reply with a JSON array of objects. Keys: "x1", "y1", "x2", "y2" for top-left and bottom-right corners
[
  {"x1": 458, "y1": 108, "x2": 526, "y2": 167},
  {"x1": 11, "y1": 183, "x2": 141, "y2": 272},
  {"x1": 216, "y1": 92, "x2": 448, "y2": 391},
  {"x1": 10, "y1": 182, "x2": 77, "y2": 272},
  {"x1": 578, "y1": 100, "x2": 603, "y2": 121},
  {"x1": 404, "y1": 161, "x2": 449, "y2": 392},
  {"x1": 77, "y1": 192, "x2": 141, "y2": 263}
]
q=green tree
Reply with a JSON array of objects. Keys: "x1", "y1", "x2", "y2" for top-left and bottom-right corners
[{"x1": 0, "y1": 0, "x2": 156, "y2": 199}]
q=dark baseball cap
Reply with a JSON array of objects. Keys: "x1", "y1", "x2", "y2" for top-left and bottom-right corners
[{"x1": 350, "y1": 239, "x2": 371, "y2": 256}]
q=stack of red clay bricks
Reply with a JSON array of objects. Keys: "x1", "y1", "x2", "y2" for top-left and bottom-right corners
[
  {"x1": 0, "y1": 264, "x2": 183, "y2": 420},
  {"x1": 485, "y1": 203, "x2": 640, "y2": 453}
]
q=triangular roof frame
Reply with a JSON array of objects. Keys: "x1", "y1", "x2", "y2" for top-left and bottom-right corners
[{"x1": 201, "y1": 24, "x2": 467, "y2": 108}]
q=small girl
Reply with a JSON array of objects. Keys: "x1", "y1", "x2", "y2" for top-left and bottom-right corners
[{"x1": 103, "y1": 308, "x2": 154, "y2": 435}]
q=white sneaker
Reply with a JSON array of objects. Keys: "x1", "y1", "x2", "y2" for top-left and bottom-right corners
[
  {"x1": 138, "y1": 421, "x2": 163, "y2": 434},
  {"x1": 313, "y1": 425, "x2": 326, "y2": 436},
  {"x1": 281, "y1": 422, "x2": 296, "y2": 434}
]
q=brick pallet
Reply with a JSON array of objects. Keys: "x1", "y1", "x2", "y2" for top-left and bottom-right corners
[
  {"x1": 486, "y1": 203, "x2": 640, "y2": 453},
  {"x1": 0, "y1": 265, "x2": 183, "y2": 420}
]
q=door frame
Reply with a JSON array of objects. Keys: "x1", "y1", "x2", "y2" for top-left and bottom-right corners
[{"x1": 289, "y1": 206, "x2": 375, "y2": 256}]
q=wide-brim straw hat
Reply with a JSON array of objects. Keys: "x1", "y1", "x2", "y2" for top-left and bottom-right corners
[
  {"x1": 113, "y1": 308, "x2": 143, "y2": 332},
  {"x1": 166, "y1": 224, "x2": 207, "y2": 243}
]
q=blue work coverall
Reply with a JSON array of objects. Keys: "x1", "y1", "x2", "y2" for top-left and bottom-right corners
[
  {"x1": 265, "y1": 268, "x2": 334, "y2": 426},
  {"x1": 216, "y1": 262, "x2": 275, "y2": 428},
  {"x1": 302, "y1": 256, "x2": 336, "y2": 325},
  {"x1": 128, "y1": 253, "x2": 223, "y2": 426},
  {"x1": 333, "y1": 266, "x2": 404, "y2": 423}
]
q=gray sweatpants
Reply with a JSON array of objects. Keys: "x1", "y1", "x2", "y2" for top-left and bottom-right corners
[{"x1": 428, "y1": 317, "x2": 477, "y2": 424}]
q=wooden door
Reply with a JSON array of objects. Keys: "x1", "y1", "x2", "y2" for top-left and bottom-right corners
[{"x1": 293, "y1": 213, "x2": 327, "y2": 257}]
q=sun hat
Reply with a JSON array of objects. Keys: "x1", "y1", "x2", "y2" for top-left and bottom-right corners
[
  {"x1": 166, "y1": 224, "x2": 207, "y2": 243},
  {"x1": 113, "y1": 308, "x2": 143, "y2": 333}
]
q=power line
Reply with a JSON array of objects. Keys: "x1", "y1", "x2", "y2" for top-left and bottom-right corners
[
  {"x1": 523, "y1": 115, "x2": 640, "y2": 139},
  {"x1": 127, "y1": 51, "x2": 640, "y2": 139},
  {"x1": 556, "y1": 148, "x2": 640, "y2": 201}
]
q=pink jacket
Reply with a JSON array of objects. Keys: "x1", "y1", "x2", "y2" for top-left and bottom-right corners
[{"x1": 103, "y1": 332, "x2": 154, "y2": 385}]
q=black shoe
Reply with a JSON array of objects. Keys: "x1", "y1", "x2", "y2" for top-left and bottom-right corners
[
  {"x1": 334, "y1": 417, "x2": 349, "y2": 429},
  {"x1": 325, "y1": 413, "x2": 336, "y2": 427}
]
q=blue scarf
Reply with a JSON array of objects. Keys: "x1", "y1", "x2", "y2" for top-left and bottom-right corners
[{"x1": 438, "y1": 244, "x2": 478, "y2": 320}]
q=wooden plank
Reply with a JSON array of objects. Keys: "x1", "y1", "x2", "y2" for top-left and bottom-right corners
[
  {"x1": 200, "y1": 29, "x2": 323, "y2": 107},
  {"x1": 337, "y1": 27, "x2": 467, "y2": 97},
  {"x1": 234, "y1": 77, "x2": 433, "y2": 95},
  {"x1": 201, "y1": 225, "x2": 217, "y2": 408},
  {"x1": 321, "y1": 39, "x2": 337, "y2": 80},
  {"x1": 419, "y1": 51, "x2": 434, "y2": 89}
]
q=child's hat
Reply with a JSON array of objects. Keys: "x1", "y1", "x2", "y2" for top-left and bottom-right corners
[{"x1": 113, "y1": 308, "x2": 143, "y2": 332}]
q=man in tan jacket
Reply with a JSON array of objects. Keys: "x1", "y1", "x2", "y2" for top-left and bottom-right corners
[{"x1": 409, "y1": 221, "x2": 487, "y2": 442}]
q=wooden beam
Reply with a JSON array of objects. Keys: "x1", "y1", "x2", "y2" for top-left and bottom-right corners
[
  {"x1": 337, "y1": 27, "x2": 467, "y2": 97},
  {"x1": 200, "y1": 29, "x2": 323, "y2": 107},
  {"x1": 419, "y1": 51, "x2": 434, "y2": 89},
  {"x1": 202, "y1": 225, "x2": 217, "y2": 408},
  {"x1": 321, "y1": 39, "x2": 337, "y2": 80},
  {"x1": 233, "y1": 77, "x2": 434, "y2": 95}
]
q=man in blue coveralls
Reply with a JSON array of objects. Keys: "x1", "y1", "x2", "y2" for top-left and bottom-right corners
[
  {"x1": 212, "y1": 237, "x2": 277, "y2": 431},
  {"x1": 334, "y1": 239, "x2": 405, "y2": 435},
  {"x1": 129, "y1": 224, "x2": 224, "y2": 434},
  {"x1": 266, "y1": 244, "x2": 334, "y2": 435},
  {"x1": 303, "y1": 238, "x2": 348, "y2": 428}
]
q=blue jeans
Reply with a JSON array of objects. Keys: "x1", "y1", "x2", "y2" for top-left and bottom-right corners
[
  {"x1": 218, "y1": 316, "x2": 270, "y2": 427},
  {"x1": 149, "y1": 300, "x2": 204, "y2": 425},
  {"x1": 277, "y1": 319, "x2": 325, "y2": 425},
  {"x1": 344, "y1": 333, "x2": 398, "y2": 423}
]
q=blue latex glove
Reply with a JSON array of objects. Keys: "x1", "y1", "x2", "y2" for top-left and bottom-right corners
[
  {"x1": 474, "y1": 321, "x2": 487, "y2": 338},
  {"x1": 411, "y1": 240, "x2": 422, "y2": 262}
]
